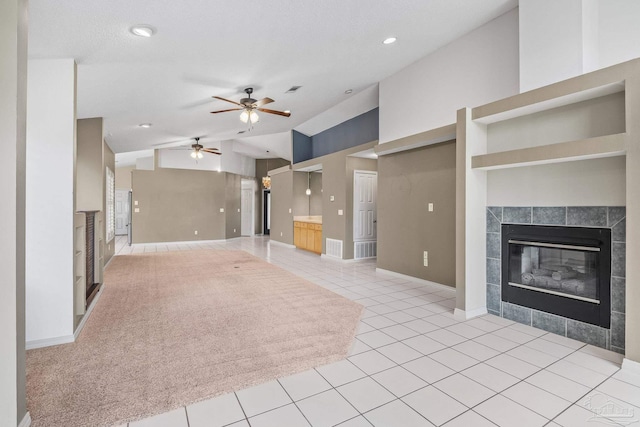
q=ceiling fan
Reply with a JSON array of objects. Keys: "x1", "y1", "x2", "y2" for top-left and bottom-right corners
[
  {"x1": 210, "y1": 87, "x2": 291, "y2": 125},
  {"x1": 167, "y1": 137, "x2": 221, "y2": 159}
]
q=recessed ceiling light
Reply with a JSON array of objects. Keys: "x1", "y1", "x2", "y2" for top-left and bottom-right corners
[
  {"x1": 383, "y1": 37, "x2": 397, "y2": 45},
  {"x1": 138, "y1": 123, "x2": 152, "y2": 128},
  {"x1": 130, "y1": 26, "x2": 156, "y2": 37},
  {"x1": 344, "y1": 89, "x2": 353, "y2": 94}
]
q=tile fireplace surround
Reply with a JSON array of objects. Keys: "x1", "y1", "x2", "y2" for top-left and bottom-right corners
[{"x1": 486, "y1": 206, "x2": 626, "y2": 354}]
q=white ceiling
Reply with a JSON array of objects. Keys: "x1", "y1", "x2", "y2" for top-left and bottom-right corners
[{"x1": 29, "y1": 0, "x2": 517, "y2": 159}]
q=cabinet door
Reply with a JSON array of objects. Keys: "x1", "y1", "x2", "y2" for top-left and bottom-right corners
[
  {"x1": 307, "y1": 228, "x2": 315, "y2": 251},
  {"x1": 294, "y1": 225, "x2": 301, "y2": 247},
  {"x1": 300, "y1": 228, "x2": 308, "y2": 249},
  {"x1": 314, "y1": 228, "x2": 322, "y2": 254}
]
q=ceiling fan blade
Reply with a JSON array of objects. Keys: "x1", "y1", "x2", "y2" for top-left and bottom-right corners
[
  {"x1": 253, "y1": 97, "x2": 274, "y2": 108},
  {"x1": 257, "y1": 108, "x2": 291, "y2": 117},
  {"x1": 202, "y1": 149, "x2": 222, "y2": 155},
  {"x1": 212, "y1": 96, "x2": 243, "y2": 106},
  {"x1": 210, "y1": 108, "x2": 242, "y2": 114},
  {"x1": 201, "y1": 147, "x2": 219, "y2": 151}
]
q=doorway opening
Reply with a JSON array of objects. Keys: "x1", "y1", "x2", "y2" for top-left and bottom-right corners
[{"x1": 263, "y1": 189, "x2": 271, "y2": 235}]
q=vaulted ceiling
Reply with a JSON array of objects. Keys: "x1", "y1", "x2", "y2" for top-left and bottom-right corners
[{"x1": 29, "y1": 0, "x2": 517, "y2": 159}]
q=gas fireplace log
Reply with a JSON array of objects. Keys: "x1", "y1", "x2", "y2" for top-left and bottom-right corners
[{"x1": 552, "y1": 270, "x2": 578, "y2": 280}]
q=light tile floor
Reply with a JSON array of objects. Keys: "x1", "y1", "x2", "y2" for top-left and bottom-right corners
[{"x1": 108, "y1": 236, "x2": 639, "y2": 427}]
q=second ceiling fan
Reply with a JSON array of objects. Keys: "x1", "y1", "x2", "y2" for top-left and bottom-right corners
[{"x1": 210, "y1": 87, "x2": 291, "y2": 125}]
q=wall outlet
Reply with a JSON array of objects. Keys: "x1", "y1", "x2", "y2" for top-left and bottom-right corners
[
  {"x1": 134, "y1": 200, "x2": 139, "y2": 206},
  {"x1": 194, "y1": 230, "x2": 198, "y2": 235},
  {"x1": 338, "y1": 209, "x2": 343, "y2": 216},
  {"x1": 233, "y1": 228, "x2": 236, "y2": 233},
  {"x1": 428, "y1": 203, "x2": 434, "y2": 212},
  {"x1": 289, "y1": 208, "x2": 292, "y2": 213},
  {"x1": 280, "y1": 232, "x2": 283, "y2": 237},
  {"x1": 134, "y1": 208, "x2": 140, "y2": 213}
]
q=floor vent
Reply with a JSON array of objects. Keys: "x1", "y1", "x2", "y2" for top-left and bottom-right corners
[
  {"x1": 326, "y1": 238, "x2": 343, "y2": 259},
  {"x1": 354, "y1": 241, "x2": 377, "y2": 259}
]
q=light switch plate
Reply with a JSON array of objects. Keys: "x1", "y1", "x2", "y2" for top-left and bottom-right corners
[
  {"x1": 289, "y1": 208, "x2": 292, "y2": 213},
  {"x1": 330, "y1": 196, "x2": 335, "y2": 202},
  {"x1": 338, "y1": 209, "x2": 343, "y2": 216},
  {"x1": 134, "y1": 208, "x2": 140, "y2": 213},
  {"x1": 237, "y1": 208, "x2": 240, "y2": 212},
  {"x1": 428, "y1": 203, "x2": 434, "y2": 212},
  {"x1": 134, "y1": 200, "x2": 139, "y2": 206},
  {"x1": 220, "y1": 208, "x2": 224, "y2": 213}
]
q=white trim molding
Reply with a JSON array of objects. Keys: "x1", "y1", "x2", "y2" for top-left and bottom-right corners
[
  {"x1": 454, "y1": 307, "x2": 488, "y2": 321},
  {"x1": 19, "y1": 412, "x2": 31, "y2": 427},
  {"x1": 73, "y1": 284, "x2": 104, "y2": 341},
  {"x1": 375, "y1": 268, "x2": 455, "y2": 292},
  {"x1": 26, "y1": 334, "x2": 74, "y2": 350}
]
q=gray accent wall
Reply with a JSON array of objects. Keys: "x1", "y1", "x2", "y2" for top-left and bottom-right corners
[
  {"x1": 377, "y1": 141, "x2": 456, "y2": 286},
  {"x1": 292, "y1": 108, "x2": 379, "y2": 163},
  {"x1": 76, "y1": 118, "x2": 104, "y2": 211},
  {"x1": 292, "y1": 130, "x2": 312, "y2": 164},
  {"x1": 487, "y1": 206, "x2": 626, "y2": 353}
]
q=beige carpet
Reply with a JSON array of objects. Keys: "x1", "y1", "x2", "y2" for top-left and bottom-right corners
[{"x1": 27, "y1": 250, "x2": 363, "y2": 427}]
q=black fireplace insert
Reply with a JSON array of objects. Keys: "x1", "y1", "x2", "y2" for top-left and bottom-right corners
[{"x1": 501, "y1": 224, "x2": 611, "y2": 328}]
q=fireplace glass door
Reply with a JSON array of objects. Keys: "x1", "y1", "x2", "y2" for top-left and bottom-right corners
[{"x1": 508, "y1": 241, "x2": 599, "y2": 302}]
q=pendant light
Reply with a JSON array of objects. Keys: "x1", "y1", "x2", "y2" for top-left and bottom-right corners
[
  {"x1": 262, "y1": 157, "x2": 271, "y2": 189},
  {"x1": 306, "y1": 172, "x2": 311, "y2": 196}
]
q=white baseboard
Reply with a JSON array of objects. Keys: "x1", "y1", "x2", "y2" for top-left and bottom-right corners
[
  {"x1": 132, "y1": 239, "x2": 226, "y2": 246},
  {"x1": 269, "y1": 240, "x2": 296, "y2": 249},
  {"x1": 622, "y1": 358, "x2": 640, "y2": 378},
  {"x1": 26, "y1": 334, "x2": 74, "y2": 350},
  {"x1": 19, "y1": 411, "x2": 31, "y2": 427},
  {"x1": 73, "y1": 284, "x2": 104, "y2": 341},
  {"x1": 375, "y1": 268, "x2": 455, "y2": 292},
  {"x1": 454, "y1": 307, "x2": 488, "y2": 321},
  {"x1": 321, "y1": 254, "x2": 369, "y2": 263}
]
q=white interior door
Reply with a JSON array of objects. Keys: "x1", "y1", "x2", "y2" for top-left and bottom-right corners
[
  {"x1": 241, "y1": 180, "x2": 254, "y2": 236},
  {"x1": 115, "y1": 189, "x2": 129, "y2": 235},
  {"x1": 353, "y1": 171, "x2": 377, "y2": 241}
]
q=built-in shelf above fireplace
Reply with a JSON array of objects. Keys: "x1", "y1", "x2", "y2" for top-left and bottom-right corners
[{"x1": 502, "y1": 224, "x2": 611, "y2": 328}]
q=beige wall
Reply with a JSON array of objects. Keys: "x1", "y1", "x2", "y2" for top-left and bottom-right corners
[
  {"x1": 310, "y1": 172, "x2": 322, "y2": 215},
  {"x1": 320, "y1": 154, "x2": 347, "y2": 255},
  {"x1": 225, "y1": 173, "x2": 241, "y2": 239},
  {"x1": 131, "y1": 168, "x2": 229, "y2": 243},
  {"x1": 115, "y1": 165, "x2": 134, "y2": 190},
  {"x1": 270, "y1": 170, "x2": 294, "y2": 244},
  {"x1": 103, "y1": 143, "x2": 115, "y2": 264},
  {"x1": 76, "y1": 118, "x2": 103, "y2": 211},
  {"x1": 378, "y1": 141, "x2": 457, "y2": 286}
]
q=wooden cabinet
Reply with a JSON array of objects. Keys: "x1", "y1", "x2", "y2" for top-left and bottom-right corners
[{"x1": 294, "y1": 221, "x2": 322, "y2": 254}]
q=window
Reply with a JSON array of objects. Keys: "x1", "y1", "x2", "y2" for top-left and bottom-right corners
[{"x1": 106, "y1": 166, "x2": 115, "y2": 242}]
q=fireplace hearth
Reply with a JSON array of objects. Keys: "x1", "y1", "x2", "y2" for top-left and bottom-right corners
[{"x1": 502, "y1": 224, "x2": 611, "y2": 328}]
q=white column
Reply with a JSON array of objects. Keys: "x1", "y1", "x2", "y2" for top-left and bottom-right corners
[
  {"x1": 455, "y1": 108, "x2": 488, "y2": 320},
  {"x1": 0, "y1": 0, "x2": 28, "y2": 424},
  {"x1": 26, "y1": 59, "x2": 77, "y2": 345}
]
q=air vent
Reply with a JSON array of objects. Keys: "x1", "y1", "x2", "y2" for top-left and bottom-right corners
[{"x1": 285, "y1": 86, "x2": 302, "y2": 93}]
